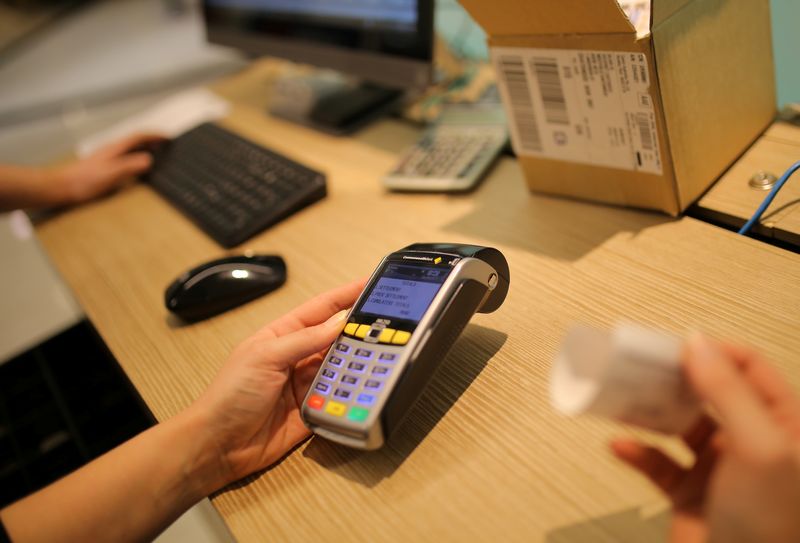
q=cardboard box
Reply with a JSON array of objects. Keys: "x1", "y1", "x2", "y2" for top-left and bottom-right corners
[{"x1": 460, "y1": 0, "x2": 776, "y2": 215}]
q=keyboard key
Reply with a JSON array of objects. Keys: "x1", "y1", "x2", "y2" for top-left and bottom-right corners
[
  {"x1": 364, "y1": 379, "x2": 382, "y2": 390},
  {"x1": 325, "y1": 401, "x2": 346, "y2": 417},
  {"x1": 341, "y1": 375, "x2": 359, "y2": 386},
  {"x1": 392, "y1": 331, "x2": 411, "y2": 345},
  {"x1": 328, "y1": 355, "x2": 344, "y2": 367},
  {"x1": 348, "y1": 361, "x2": 366, "y2": 372},
  {"x1": 378, "y1": 328, "x2": 396, "y2": 343},
  {"x1": 314, "y1": 382, "x2": 330, "y2": 395},
  {"x1": 333, "y1": 389, "x2": 351, "y2": 400},
  {"x1": 356, "y1": 393, "x2": 375, "y2": 406},
  {"x1": 354, "y1": 348, "x2": 373, "y2": 359},
  {"x1": 321, "y1": 369, "x2": 337, "y2": 381},
  {"x1": 372, "y1": 366, "x2": 390, "y2": 376},
  {"x1": 379, "y1": 353, "x2": 396, "y2": 362},
  {"x1": 347, "y1": 407, "x2": 369, "y2": 422},
  {"x1": 335, "y1": 342, "x2": 350, "y2": 354},
  {"x1": 307, "y1": 395, "x2": 324, "y2": 410}
]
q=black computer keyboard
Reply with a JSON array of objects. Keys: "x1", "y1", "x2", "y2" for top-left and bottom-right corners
[{"x1": 144, "y1": 122, "x2": 327, "y2": 247}]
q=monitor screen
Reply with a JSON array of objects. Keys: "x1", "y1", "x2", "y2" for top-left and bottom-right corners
[
  {"x1": 203, "y1": 0, "x2": 433, "y2": 89},
  {"x1": 206, "y1": 1, "x2": 418, "y2": 32}
]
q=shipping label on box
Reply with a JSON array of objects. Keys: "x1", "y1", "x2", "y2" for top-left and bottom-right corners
[
  {"x1": 493, "y1": 46, "x2": 663, "y2": 175},
  {"x1": 461, "y1": 0, "x2": 775, "y2": 214}
]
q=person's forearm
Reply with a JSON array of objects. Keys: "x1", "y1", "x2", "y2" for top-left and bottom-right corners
[
  {"x1": 0, "y1": 164, "x2": 65, "y2": 212},
  {"x1": 0, "y1": 407, "x2": 227, "y2": 543}
]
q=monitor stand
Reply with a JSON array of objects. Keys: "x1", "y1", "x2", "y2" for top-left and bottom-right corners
[{"x1": 269, "y1": 72, "x2": 403, "y2": 135}]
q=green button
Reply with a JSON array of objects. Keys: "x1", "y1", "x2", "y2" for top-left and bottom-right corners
[{"x1": 347, "y1": 406, "x2": 369, "y2": 422}]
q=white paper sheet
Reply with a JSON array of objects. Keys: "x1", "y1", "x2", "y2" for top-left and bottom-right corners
[
  {"x1": 76, "y1": 88, "x2": 230, "y2": 158},
  {"x1": 551, "y1": 323, "x2": 701, "y2": 434}
]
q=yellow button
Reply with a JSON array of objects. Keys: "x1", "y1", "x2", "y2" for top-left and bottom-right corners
[
  {"x1": 325, "y1": 401, "x2": 347, "y2": 417},
  {"x1": 355, "y1": 324, "x2": 370, "y2": 339},
  {"x1": 378, "y1": 328, "x2": 396, "y2": 343},
  {"x1": 392, "y1": 331, "x2": 411, "y2": 345},
  {"x1": 344, "y1": 323, "x2": 359, "y2": 336}
]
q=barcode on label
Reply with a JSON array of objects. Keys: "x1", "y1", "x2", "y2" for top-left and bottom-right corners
[
  {"x1": 498, "y1": 55, "x2": 542, "y2": 153},
  {"x1": 532, "y1": 58, "x2": 569, "y2": 125},
  {"x1": 636, "y1": 113, "x2": 653, "y2": 151}
]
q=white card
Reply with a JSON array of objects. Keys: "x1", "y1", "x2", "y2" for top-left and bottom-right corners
[{"x1": 551, "y1": 323, "x2": 701, "y2": 434}]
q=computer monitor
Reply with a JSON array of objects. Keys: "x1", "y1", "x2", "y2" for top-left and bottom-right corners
[{"x1": 202, "y1": 1, "x2": 435, "y2": 133}]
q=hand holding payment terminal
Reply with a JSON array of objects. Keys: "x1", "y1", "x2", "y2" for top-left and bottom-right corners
[{"x1": 301, "y1": 243, "x2": 509, "y2": 449}]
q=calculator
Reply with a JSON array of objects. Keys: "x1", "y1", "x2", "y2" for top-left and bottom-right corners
[
  {"x1": 301, "y1": 243, "x2": 510, "y2": 449},
  {"x1": 383, "y1": 105, "x2": 508, "y2": 192}
]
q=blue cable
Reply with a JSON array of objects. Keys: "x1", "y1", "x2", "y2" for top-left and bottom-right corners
[{"x1": 738, "y1": 160, "x2": 800, "y2": 236}]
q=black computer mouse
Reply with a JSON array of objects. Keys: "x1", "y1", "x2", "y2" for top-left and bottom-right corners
[{"x1": 165, "y1": 254, "x2": 287, "y2": 321}]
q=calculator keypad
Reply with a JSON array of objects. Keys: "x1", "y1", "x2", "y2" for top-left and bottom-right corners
[{"x1": 306, "y1": 335, "x2": 405, "y2": 423}]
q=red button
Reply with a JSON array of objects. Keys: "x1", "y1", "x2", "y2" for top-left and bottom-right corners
[{"x1": 308, "y1": 395, "x2": 325, "y2": 410}]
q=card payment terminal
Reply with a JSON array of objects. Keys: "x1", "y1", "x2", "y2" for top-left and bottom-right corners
[{"x1": 301, "y1": 243, "x2": 510, "y2": 449}]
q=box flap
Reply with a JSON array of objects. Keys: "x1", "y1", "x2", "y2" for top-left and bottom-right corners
[
  {"x1": 459, "y1": 0, "x2": 635, "y2": 36},
  {"x1": 654, "y1": 0, "x2": 775, "y2": 209},
  {"x1": 652, "y1": 0, "x2": 695, "y2": 27}
]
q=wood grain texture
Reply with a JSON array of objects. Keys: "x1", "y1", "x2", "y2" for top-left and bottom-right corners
[
  {"x1": 35, "y1": 63, "x2": 800, "y2": 542},
  {"x1": 696, "y1": 111, "x2": 800, "y2": 242}
]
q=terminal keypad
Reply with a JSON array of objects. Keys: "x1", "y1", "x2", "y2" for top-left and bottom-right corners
[{"x1": 307, "y1": 334, "x2": 403, "y2": 423}]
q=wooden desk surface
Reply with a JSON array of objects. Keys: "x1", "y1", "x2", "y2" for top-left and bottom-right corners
[
  {"x1": 696, "y1": 108, "x2": 800, "y2": 246},
  {"x1": 36, "y1": 65, "x2": 800, "y2": 542}
]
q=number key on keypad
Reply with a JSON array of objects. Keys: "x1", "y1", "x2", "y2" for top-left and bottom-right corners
[
  {"x1": 364, "y1": 379, "x2": 382, "y2": 390},
  {"x1": 348, "y1": 361, "x2": 366, "y2": 372},
  {"x1": 314, "y1": 382, "x2": 330, "y2": 394},
  {"x1": 328, "y1": 355, "x2": 344, "y2": 367},
  {"x1": 341, "y1": 375, "x2": 359, "y2": 386},
  {"x1": 334, "y1": 388, "x2": 351, "y2": 400},
  {"x1": 335, "y1": 342, "x2": 350, "y2": 354},
  {"x1": 354, "y1": 348, "x2": 373, "y2": 359},
  {"x1": 372, "y1": 366, "x2": 390, "y2": 376},
  {"x1": 379, "y1": 353, "x2": 396, "y2": 362},
  {"x1": 322, "y1": 368, "x2": 337, "y2": 380}
]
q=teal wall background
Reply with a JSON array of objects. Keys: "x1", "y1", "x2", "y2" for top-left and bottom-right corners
[
  {"x1": 771, "y1": 0, "x2": 800, "y2": 107},
  {"x1": 444, "y1": 0, "x2": 799, "y2": 107}
]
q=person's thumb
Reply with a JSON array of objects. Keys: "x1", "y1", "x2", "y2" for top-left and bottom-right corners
[{"x1": 267, "y1": 310, "x2": 348, "y2": 368}]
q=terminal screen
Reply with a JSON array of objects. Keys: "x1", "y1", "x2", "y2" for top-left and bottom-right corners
[{"x1": 359, "y1": 262, "x2": 449, "y2": 323}]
